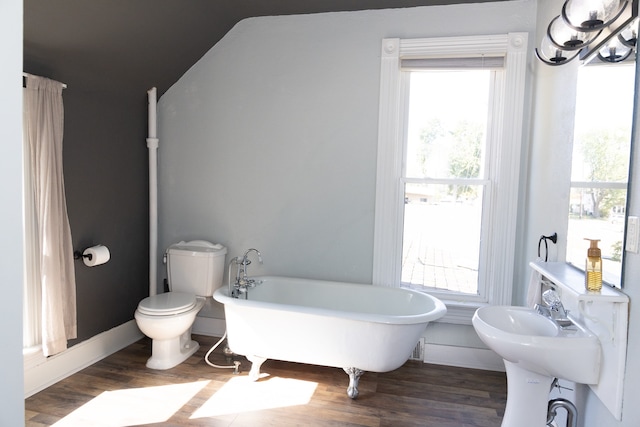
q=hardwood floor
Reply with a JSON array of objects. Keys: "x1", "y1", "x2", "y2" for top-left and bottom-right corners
[{"x1": 25, "y1": 335, "x2": 506, "y2": 426}]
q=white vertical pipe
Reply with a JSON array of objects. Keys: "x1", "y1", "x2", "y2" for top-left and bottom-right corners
[{"x1": 147, "y1": 87, "x2": 159, "y2": 296}]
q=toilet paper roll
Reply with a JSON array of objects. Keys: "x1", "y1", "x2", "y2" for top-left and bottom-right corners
[{"x1": 83, "y1": 244, "x2": 110, "y2": 267}]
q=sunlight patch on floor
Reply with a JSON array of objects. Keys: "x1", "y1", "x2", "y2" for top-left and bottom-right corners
[
  {"x1": 52, "y1": 380, "x2": 210, "y2": 427},
  {"x1": 191, "y1": 374, "x2": 318, "y2": 418}
]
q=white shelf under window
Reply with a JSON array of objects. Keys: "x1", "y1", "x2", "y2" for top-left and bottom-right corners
[{"x1": 529, "y1": 261, "x2": 628, "y2": 303}]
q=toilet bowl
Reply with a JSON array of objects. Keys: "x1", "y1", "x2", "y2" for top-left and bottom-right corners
[
  {"x1": 135, "y1": 292, "x2": 205, "y2": 369},
  {"x1": 134, "y1": 240, "x2": 227, "y2": 369}
]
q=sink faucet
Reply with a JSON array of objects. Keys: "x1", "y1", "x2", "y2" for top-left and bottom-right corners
[
  {"x1": 535, "y1": 289, "x2": 573, "y2": 327},
  {"x1": 232, "y1": 248, "x2": 263, "y2": 298}
]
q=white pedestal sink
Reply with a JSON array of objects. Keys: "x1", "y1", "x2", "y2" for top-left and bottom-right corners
[{"x1": 472, "y1": 306, "x2": 601, "y2": 427}]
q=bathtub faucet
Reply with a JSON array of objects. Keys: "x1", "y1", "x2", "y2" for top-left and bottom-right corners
[
  {"x1": 228, "y1": 257, "x2": 242, "y2": 298},
  {"x1": 232, "y1": 248, "x2": 263, "y2": 297}
]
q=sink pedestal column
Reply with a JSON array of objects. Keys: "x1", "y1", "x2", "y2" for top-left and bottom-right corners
[{"x1": 502, "y1": 360, "x2": 554, "y2": 427}]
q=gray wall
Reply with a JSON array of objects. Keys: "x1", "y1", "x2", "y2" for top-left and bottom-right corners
[
  {"x1": 1, "y1": 1, "x2": 25, "y2": 424},
  {"x1": 61, "y1": 90, "x2": 149, "y2": 344}
]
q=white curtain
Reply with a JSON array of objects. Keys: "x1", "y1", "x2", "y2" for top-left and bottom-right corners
[{"x1": 23, "y1": 74, "x2": 77, "y2": 357}]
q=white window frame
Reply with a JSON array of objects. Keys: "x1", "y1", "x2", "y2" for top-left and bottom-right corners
[{"x1": 373, "y1": 34, "x2": 528, "y2": 323}]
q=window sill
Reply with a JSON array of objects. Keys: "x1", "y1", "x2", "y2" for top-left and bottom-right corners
[{"x1": 438, "y1": 299, "x2": 487, "y2": 325}]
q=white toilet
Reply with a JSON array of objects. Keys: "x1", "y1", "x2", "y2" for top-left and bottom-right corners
[{"x1": 135, "y1": 240, "x2": 227, "y2": 369}]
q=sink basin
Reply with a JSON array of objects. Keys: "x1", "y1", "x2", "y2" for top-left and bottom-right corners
[
  {"x1": 473, "y1": 306, "x2": 602, "y2": 427},
  {"x1": 473, "y1": 305, "x2": 601, "y2": 384}
]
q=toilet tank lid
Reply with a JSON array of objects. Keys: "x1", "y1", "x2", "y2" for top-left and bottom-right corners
[{"x1": 167, "y1": 240, "x2": 227, "y2": 257}]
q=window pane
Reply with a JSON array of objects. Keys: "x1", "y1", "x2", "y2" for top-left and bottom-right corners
[
  {"x1": 567, "y1": 64, "x2": 634, "y2": 287},
  {"x1": 403, "y1": 69, "x2": 491, "y2": 295},
  {"x1": 402, "y1": 183, "x2": 482, "y2": 294},
  {"x1": 405, "y1": 71, "x2": 490, "y2": 179}
]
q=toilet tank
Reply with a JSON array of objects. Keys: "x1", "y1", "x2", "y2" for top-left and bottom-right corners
[{"x1": 166, "y1": 240, "x2": 227, "y2": 296}]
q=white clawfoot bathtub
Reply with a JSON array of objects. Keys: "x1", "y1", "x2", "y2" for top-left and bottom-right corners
[{"x1": 213, "y1": 276, "x2": 446, "y2": 398}]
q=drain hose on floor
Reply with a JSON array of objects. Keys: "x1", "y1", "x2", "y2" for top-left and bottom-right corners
[{"x1": 204, "y1": 331, "x2": 241, "y2": 371}]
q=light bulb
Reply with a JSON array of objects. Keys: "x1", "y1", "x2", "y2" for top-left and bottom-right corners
[
  {"x1": 562, "y1": 0, "x2": 626, "y2": 31},
  {"x1": 536, "y1": 35, "x2": 582, "y2": 65},
  {"x1": 548, "y1": 15, "x2": 601, "y2": 50}
]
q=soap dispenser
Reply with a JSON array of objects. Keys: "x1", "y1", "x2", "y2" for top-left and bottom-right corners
[{"x1": 584, "y1": 238, "x2": 602, "y2": 292}]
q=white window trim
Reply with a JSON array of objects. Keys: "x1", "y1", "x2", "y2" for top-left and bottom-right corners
[{"x1": 373, "y1": 34, "x2": 528, "y2": 324}]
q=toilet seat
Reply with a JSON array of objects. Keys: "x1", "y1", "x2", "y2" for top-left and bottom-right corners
[{"x1": 137, "y1": 292, "x2": 197, "y2": 316}]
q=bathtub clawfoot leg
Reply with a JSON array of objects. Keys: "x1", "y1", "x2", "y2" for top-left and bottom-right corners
[
  {"x1": 343, "y1": 367, "x2": 364, "y2": 399},
  {"x1": 246, "y1": 355, "x2": 267, "y2": 381}
]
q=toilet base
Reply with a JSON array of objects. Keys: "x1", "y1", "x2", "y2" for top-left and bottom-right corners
[{"x1": 146, "y1": 332, "x2": 200, "y2": 370}]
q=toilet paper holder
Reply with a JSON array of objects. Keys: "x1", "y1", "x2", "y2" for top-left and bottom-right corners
[
  {"x1": 73, "y1": 244, "x2": 111, "y2": 267},
  {"x1": 74, "y1": 249, "x2": 93, "y2": 261}
]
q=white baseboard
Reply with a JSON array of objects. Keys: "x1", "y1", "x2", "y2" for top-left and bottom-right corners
[
  {"x1": 24, "y1": 320, "x2": 143, "y2": 398},
  {"x1": 424, "y1": 343, "x2": 506, "y2": 372},
  {"x1": 192, "y1": 316, "x2": 226, "y2": 337}
]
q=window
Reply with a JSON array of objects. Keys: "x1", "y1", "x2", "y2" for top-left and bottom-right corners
[
  {"x1": 373, "y1": 34, "x2": 528, "y2": 322},
  {"x1": 566, "y1": 63, "x2": 635, "y2": 288}
]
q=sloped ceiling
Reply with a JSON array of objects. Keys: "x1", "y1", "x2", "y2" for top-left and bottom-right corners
[{"x1": 24, "y1": 0, "x2": 503, "y2": 96}]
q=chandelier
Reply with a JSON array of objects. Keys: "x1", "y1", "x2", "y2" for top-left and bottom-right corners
[{"x1": 536, "y1": 0, "x2": 639, "y2": 65}]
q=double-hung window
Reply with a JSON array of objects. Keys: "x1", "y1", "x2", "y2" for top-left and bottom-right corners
[{"x1": 373, "y1": 34, "x2": 528, "y2": 322}]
